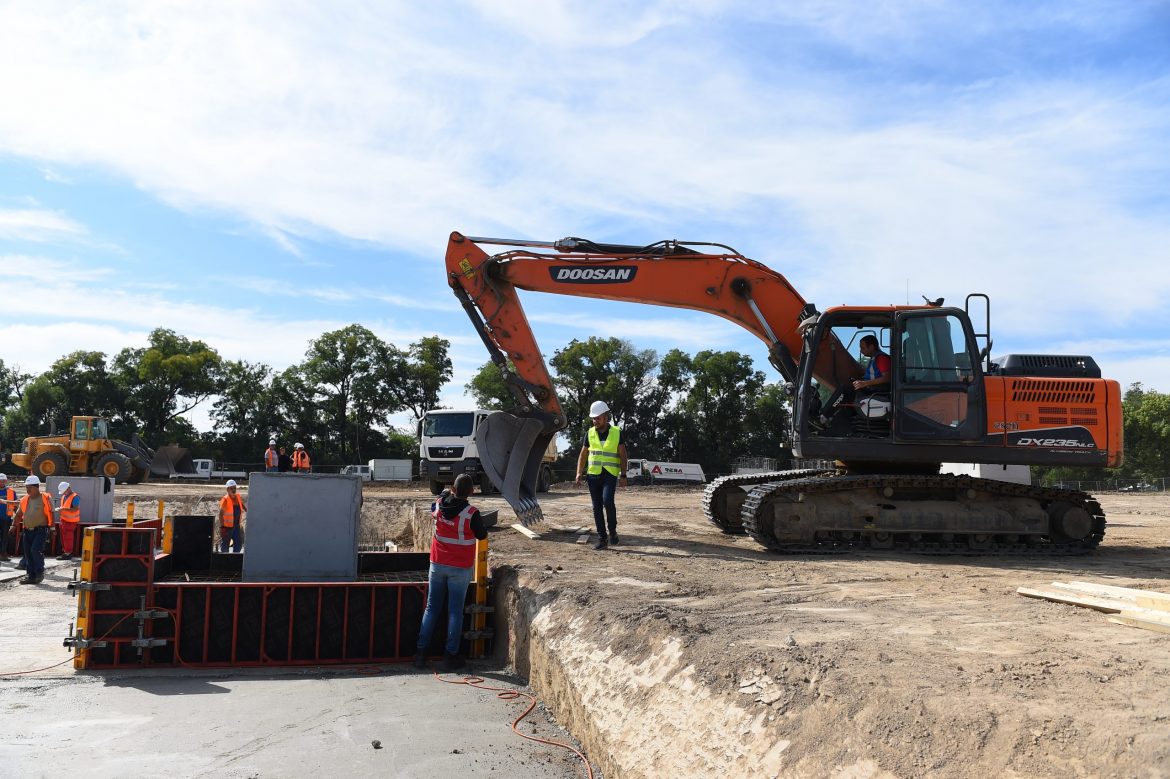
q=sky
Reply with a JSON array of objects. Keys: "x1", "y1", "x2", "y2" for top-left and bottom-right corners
[{"x1": 1, "y1": 1, "x2": 1169, "y2": 433}]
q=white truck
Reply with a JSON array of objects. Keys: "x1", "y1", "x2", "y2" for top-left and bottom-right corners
[
  {"x1": 419, "y1": 408, "x2": 557, "y2": 495},
  {"x1": 626, "y1": 458, "x2": 706, "y2": 485},
  {"x1": 169, "y1": 459, "x2": 248, "y2": 481}
]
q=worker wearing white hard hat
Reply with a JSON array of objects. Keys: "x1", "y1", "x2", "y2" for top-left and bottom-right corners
[
  {"x1": 0, "y1": 473, "x2": 16, "y2": 564},
  {"x1": 217, "y1": 480, "x2": 246, "y2": 553},
  {"x1": 291, "y1": 442, "x2": 311, "y2": 474},
  {"x1": 264, "y1": 440, "x2": 279, "y2": 472},
  {"x1": 55, "y1": 481, "x2": 82, "y2": 561},
  {"x1": 15, "y1": 474, "x2": 53, "y2": 584},
  {"x1": 575, "y1": 400, "x2": 629, "y2": 550}
]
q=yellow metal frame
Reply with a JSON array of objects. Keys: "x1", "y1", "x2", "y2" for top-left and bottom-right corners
[
  {"x1": 73, "y1": 527, "x2": 97, "y2": 669},
  {"x1": 471, "y1": 537, "x2": 489, "y2": 658}
]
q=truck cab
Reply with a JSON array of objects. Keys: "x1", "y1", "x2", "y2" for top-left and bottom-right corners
[{"x1": 419, "y1": 409, "x2": 555, "y2": 496}]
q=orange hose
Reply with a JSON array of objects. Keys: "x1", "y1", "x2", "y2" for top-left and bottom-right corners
[{"x1": 434, "y1": 671, "x2": 594, "y2": 779}]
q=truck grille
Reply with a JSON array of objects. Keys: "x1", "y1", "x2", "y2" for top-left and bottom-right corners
[{"x1": 428, "y1": 446, "x2": 464, "y2": 459}]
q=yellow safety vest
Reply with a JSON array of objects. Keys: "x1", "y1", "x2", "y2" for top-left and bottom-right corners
[{"x1": 587, "y1": 425, "x2": 621, "y2": 476}]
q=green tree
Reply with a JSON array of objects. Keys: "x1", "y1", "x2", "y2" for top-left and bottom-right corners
[
  {"x1": 550, "y1": 337, "x2": 662, "y2": 444},
  {"x1": 466, "y1": 360, "x2": 517, "y2": 410},
  {"x1": 19, "y1": 351, "x2": 128, "y2": 436},
  {"x1": 299, "y1": 325, "x2": 397, "y2": 463},
  {"x1": 392, "y1": 336, "x2": 453, "y2": 421},
  {"x1": 209, "y1": 360, "x2": 284, "y2": 463},
  {"x1": 657, "y1": 349, "x2": 766, "y2": 474},
  {"x1": 112, "y1": 329, "x2": 222, "y2": 442}
]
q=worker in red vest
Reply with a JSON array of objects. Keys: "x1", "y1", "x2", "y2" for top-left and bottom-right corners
[
  {"x1": 413, "y1": 473, "x2": 487, "y2": 672},
  {"x1": 15, "y1": 475, "x2": 53, "y2": 584},
  {"x1": 291, "y1": 442, "x2": 311, "y2": 473},
  {"x1": 55, "y1": 481, "x2": 82, "y2": 560},
  {"x1": 0, "y1": 473, "x2": 16, "y2": 563},
  {"x1": 217, "y1": 480, "x2": 246, "y2": 553},
  {"x1": 264, "y1": 440, "x2": 279, "y2": 472}
]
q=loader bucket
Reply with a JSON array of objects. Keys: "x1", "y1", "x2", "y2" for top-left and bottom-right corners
[{"x1": 476, "y1": 411, "x2": 555, "y2": 527}]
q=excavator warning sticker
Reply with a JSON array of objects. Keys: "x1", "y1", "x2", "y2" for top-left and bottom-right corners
[
  {"x1": 550, "y1": 265, "x2": 638, "y2": 283},
  {"x1": 459, "y1": 258, "x2": 476, "y2": 278}
]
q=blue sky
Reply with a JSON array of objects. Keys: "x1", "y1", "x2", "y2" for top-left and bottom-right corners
[{"x1": 2, "y1": 1, "x2": 1169, "y2": 432}]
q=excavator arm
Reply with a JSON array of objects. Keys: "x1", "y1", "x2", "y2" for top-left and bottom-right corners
[{"x1": 445, "y1": 231, "x2": 856, "y2": 524}]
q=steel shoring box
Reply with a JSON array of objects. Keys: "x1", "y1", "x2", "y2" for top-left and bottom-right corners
[{"x1": 71, "y1": 523, "x2": 488, "y2": 670}]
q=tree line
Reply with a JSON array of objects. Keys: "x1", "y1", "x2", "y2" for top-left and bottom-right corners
[
  {"x1": 2, "y1": 326, "x2": 1162, "y2": 482},
  {"x1": 0, "y1": 326, "x2": 451, "y2": 467}
]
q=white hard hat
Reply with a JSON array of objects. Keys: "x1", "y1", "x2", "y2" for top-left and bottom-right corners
[
  {"x1": 589, "y1": 400, "x2": 610, "y2": 417},
  {"x1": 24, "y1": 475, "x2": 41, "y2": 486},
  {"x1": 269, "y1": 439, "x2": 276, "y2": 446},
  {"x1": 57, "y1": 481, "x2": 70, "y2": 493},
  {"x1": 294, "y1": 442, "x2": 303, "y2": 449},
  {"x1": 0, "y1": 473, "x2": 7, "y2": 480},
  {"x1": 226, "y1": 479, "x2": 238, "y2": 487}
]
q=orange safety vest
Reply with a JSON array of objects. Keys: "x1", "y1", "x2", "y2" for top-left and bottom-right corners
[
  {"x1": 430, "y1": 504, "x2": 477, "y2": 568},
  {"x1": 292, "y1": 450, "x2": 310, "y2": 471},
  {"x1": 2, "y1": 486, "x2": 14, "y2": 518},
  {"x1": 19, "y1": 492, "x2": 55, "y2": 527},
  {"x1": 59, "y1": 491, "x2": 81, "y2": 523},
  {"x1": 219, "y1": 493, "x2": 244, "y2": 528},
  {"x1": 265, "y1": 447, "x2": 278, "y2": 468}
]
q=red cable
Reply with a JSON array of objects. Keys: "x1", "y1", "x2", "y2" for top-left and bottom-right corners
[{"x1": 434, "y1": 671, "x2": 595, "y2": 779}]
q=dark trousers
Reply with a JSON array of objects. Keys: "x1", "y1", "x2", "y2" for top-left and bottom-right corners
[
  {"x1": 587, "y1": 471, "x2": 618, "y2": 540},
  {"x1": 0, "y1": 517, "x2": 11, "y2": 557},
  {"x1": 22, "y1": 525, "x2": 48, "y2": 580}
]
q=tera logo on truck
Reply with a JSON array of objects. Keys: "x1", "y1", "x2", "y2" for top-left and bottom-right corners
[{"x1": 549, "y1": 266, "x2": 638, "y2": 283}]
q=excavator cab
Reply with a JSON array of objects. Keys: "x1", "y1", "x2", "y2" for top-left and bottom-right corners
[{"x1": 794, "y1": 306, "x2": 987, "y2": 466}]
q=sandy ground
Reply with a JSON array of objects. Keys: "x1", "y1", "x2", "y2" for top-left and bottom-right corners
[{"x1": 5, "y1": 480, "x2": 1170, "y2": 777}]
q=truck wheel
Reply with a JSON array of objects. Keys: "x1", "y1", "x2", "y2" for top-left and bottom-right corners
[
  {"x1": 429, "y1": 480, "x2": 444, "y2": 496},
  {"x1": 95, "y1": 452, "x2": 133, "y2": 483},
  {"x1": 32, "y1": 452, "x2": 68, "y2": 479},
  {"x1": 537, "y1": 465, "x2": 551, "y2": 493},
  {"x1": 479, "y1": 474, "x2": 495, "y2": 494}
]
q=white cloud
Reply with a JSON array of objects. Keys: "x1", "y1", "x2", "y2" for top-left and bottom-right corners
[
  {"x1": 0, "y1": 208, "x2": 89, "y2": 243},
  {"x1": 1, "y1": 1, "x2": 1168, "y2": 394}
]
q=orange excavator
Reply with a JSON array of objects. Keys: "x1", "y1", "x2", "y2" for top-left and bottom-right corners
[{"x1": 446, "y1": 232, "x2": 1122, "y2": 554}]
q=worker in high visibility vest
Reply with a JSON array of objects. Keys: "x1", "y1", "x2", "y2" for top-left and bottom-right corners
[
  {"x1": 0, "y1": 473, "x2": 17, "y2": 563},
  {"x1": 217, "y1": 480, "x2": 247, "y2": 553},
  {"x1": 291, "y1": 442, "x2": 311, "y2": 473},
  {"x1": 55, "y1": 481, "x2": 82, "y2": 560},
  {"x1": 14, "y1": 475, "x2": 53, "y2": 585},
  {"x1": 575, "y1": 400, "x2": 628, "y2": 550},
  {"x1": 264, "y1": 440, "x2": 279, "y2": 472},
  {"x1": 413, "y1": 473, "x2": 488, "y2": 672}
]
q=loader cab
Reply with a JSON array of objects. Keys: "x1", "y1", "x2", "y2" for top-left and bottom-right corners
[
  {"x1": 793, "y1": 306, "x2": 987, "y2": 465},
  {"x1": 70, "y1": 417, "x2": 109, "y2": 449}
]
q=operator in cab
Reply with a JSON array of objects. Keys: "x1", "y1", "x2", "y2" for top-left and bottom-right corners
[{"x1": 575, "y1": 400, "x2": 628, "y2": 550}]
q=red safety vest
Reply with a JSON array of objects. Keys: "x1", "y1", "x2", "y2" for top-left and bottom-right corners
[
  {"x1": 219, "y1": 494, "x2": 244, "y2": 528},
  {"x1": 2, "y1": 486, "x2": 14, "y2": 518},
  {"x1": 19, "y1": 492, "x2": 55, "y2": 526},
  {"x1": 292, "y1": 450, "x2": 310, "y2": 471},
  {"x1": 430, "y1": 504, "x2": 477, "y2": 568},
  {"x1": 59, "y1": 492, "x2": 81, "y2": 523},
  {"x1": 265, "y1": 447, "x2": 278, "y2": 468}
]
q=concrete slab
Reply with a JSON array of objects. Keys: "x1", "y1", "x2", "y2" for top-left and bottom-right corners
[
  {"x1": 243, "y1": 473, "x2": 361, "y2": 582},
  {"x1": 0, "y1": 572, "x2": 585, "y2": 779}
]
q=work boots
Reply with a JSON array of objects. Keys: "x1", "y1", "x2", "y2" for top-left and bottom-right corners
[
  {"x1": 412, "y1": 652, "x2": 427, "y2": 670},
  {"x1": 592, "y1": 538, "x2": 608, "y2": 550},
  {"x1": 442, "y1": 653, "x2": 465, "y2": 672}
]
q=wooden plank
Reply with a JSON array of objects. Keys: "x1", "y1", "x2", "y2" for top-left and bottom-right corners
[
  {"x1": 1108, "y1": 611, "x2": 1170, "y2": 635},
  {"x1": 576, "y1": 533, "x2": 591, "y2": 545},
  {"x1": 1053, "y1": 581, "x2": 1170, "y2": 613},
  {"x1": 1016, "y1": 586, "x2": 1127, "y2": 613},
  {"x1": 511, "y1": 523, "x2": 541, "y2": 540}
]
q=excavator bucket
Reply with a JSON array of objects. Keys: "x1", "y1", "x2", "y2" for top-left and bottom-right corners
[{"x1": 476, "y1": 411, "x2": 555, "y2": 527}]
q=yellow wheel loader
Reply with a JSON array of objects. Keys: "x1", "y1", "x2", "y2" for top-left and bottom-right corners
[{"x1": 11, "y1": 416, "x2": 155, "y2": 485}]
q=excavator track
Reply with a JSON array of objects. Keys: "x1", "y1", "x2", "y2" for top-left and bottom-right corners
[
  {"x1": 740, "y1": 473, "x2": 1106, "y2": 555},
  {"x1": 702, "y1": 470, "x2": 831, "y2": 534}
]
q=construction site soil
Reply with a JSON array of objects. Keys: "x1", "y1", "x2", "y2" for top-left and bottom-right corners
[{"x1": 21, "y1": 482, "x2": 1170, "y2": 777}]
